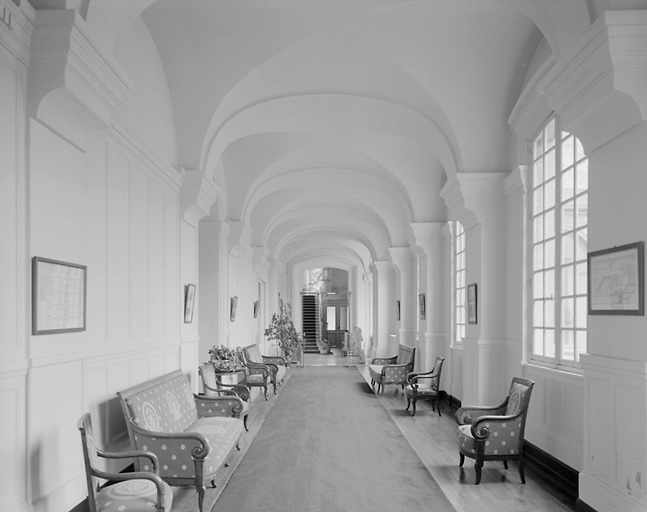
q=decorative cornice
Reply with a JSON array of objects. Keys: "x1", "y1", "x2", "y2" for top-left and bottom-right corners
[
  {"x1": 28, "y1": 9, "x2": 131, "y2": 124},
  {"x1": 0, "y1": 0, "x2": 34, "y2": 65}
]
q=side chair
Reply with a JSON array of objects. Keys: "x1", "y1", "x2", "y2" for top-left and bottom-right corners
[
  {"x1": 198, "y1": 362, "x2": 250, "y2": 430},
  {"x1": 456, "y1": 377, "x2": 535, "y2": 484},
  {"x1": 405, "y1": 356, "x2": 445, "y2": 416},
  {"x1": 368, "y1": 344, "x2": 416, "y2": 395},
  {"x1": 78, "y1": 412, "x2": 173, "y2": 512},
  {"x1": 238, "y1": 348, "x2": 270, "y2": 400}
]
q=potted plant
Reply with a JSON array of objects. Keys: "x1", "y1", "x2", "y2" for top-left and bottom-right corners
[
  {"x1": 208, "y1": 345, "x2": 243, "y2": 371},
  {"x1": 264, "y1": 297, "x2": 302, "y2": 361}
]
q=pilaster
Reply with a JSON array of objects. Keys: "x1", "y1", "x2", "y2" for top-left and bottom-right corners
[
  {"x1": 370, "y1": 260, "x2": 394, "y2": 358},
  {"x1": 389, "y1": 247, "x2": 416, "y2": 350}
]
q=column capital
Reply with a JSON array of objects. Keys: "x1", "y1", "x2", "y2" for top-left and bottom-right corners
[
  {"x1": 388, "y1": 247, "x2": 414, "y2": 273},
  {"x1": 406, "y1": 222, "x2": 445, "y2": 257}
]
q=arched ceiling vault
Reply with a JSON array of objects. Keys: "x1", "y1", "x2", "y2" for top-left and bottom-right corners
[{"x1": 55, "y1": 0, "x2": 596, "y2": 270}]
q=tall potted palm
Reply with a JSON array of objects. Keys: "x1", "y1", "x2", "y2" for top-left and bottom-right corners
[{"x1": 265, "y1": 297, "x2": 302, "y2": 361}]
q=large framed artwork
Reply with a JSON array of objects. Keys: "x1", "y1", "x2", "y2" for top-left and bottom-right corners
[
  {"x1": 32, "y1": 256, "x2": 87, "y2": 335},
  {"x1": 588, "y1": 241, "x2": 644, "y2": 315}
]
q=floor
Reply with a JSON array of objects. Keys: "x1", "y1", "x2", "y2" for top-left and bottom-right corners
[{"x1": 174, "y1": 350, "x2": 578, "y2": 512}]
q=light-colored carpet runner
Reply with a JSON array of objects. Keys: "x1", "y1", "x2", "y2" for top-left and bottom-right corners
[{"x1": 213, "y1": 366, "x2": 456, "y2": 512}]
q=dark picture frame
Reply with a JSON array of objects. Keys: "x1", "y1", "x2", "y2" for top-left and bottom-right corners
[
  {"x1": 396, "y1": 300, "x2": 401, "y2": 321},
  {"x1": 32, "y1": 256, "x2": 87, "y2": 335},
  {"x1": 230, "y1": 296, "x2": 238, "y2": 322},
  {"x1": 588, "y1": 241, "x2": 644, "y2": 315},
  {"x1": 419, "y1": 293, "x2": 426, "y2": 320},
  {"x1": 184, "y1": 283, "x2": 196, "y2": 323},
  {"x1": 467, "y1": 283, "x2": 478, "y2": 324},
  {"x1": 253, "y1": 300, "x2": 260, "y2": 318}
]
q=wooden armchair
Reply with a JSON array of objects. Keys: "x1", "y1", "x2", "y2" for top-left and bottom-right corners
[
  {"x1": 198, "y1": 363, "x2": 250, "y2": 430},
  {"x1": 456, "y1": 377, "x2": 535, "y2": 484},
  {"x1": 78, "y1": 413, "x2": 173, "y2": 512},
  {"x1": 405, "y1": 356, "x2": 445, "y2": 416},
  {"x1": 238, "y1": 348, "x2": 270, "y2": 400},
  {"x1": 368, "y1": 344, "x2": 416, "y2": 395},
  {"x1": 242, "y1": 344, "x2": 287, "y2": 395}
]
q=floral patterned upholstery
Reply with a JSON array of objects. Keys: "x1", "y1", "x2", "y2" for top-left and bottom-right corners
[
  {"x1": 243, "y1": 344, "x2": 287, "y2": 395},
  {"x1": 456, "y1": 377, "x2": 535, "y2": 485},
  {"x1": 78, "y1": 413, "x2": 173, "y2": 512},
  {"x1": 368, "y1": 344, "x2": 416, "y2": 395},
  {"x1": 118, "y1": 370, "x2": 245, "y2": 512}
]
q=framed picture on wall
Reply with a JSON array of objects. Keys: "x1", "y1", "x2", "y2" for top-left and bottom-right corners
[
  {"x1": 32, "y1": 256, "x2": 87, "y2": 335},
  {"x1": 396, "y1": 300, "x2": 401, "y2": 321},
  {"x1": 230, "y1": 296, "x2": 238, "y2": 322},
  {"x1": 419, "y1": 293, "x2": 426, "y2": 320},
  {"x1": 184, "y1": 283, "x2": 196, "y2": 323},
  {"x1": 588, "y1": 241, "x2": 644, "y2": 315},
  {"x1": 253, "y1": 300, "x2": 260, "y2": 318},
  {"x1": 467, "y1": 283, "x2": 477, "y2": 324}
]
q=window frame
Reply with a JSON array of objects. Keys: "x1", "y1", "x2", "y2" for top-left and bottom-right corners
[
  {"x1": 528, "y1": 116, "x2": 588, "y2": 371},
  {"x1": 453, "y1": 221, "x2": 466, "y2": 346}
]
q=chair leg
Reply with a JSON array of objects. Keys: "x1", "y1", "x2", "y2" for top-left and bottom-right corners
[
  {"x1": 411, "y1": 399, "x2": 417, "y2": 417},
  {"x1": 197, "y1": 485, "x2": 206, "y2": 512},
  {"x1": 459, "y1": 453, "x2": 465, "y2": 467},
  {"x1": 243, "y1": 415, "x2": 248, "y2": 431},
  {"x1": 474, "y1": 461, "x2": 483, "y2": 485},
  {"x1": 503, "y1": 461, "x2": 508, "y2": 470},
  {"x1": 406, "y1": 396, "x2": 411, "y2": 411},
  {"x1": 519, "y1": 458, "x2": 526, "y2": 484},
  {"x1": 436, "y1": 397, "x2": 441, "y2": 417},
  {"x1": 263, "y1": 385, "x2": 268, "y2": 401}
]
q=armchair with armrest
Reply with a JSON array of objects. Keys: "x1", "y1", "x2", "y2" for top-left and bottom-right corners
[
  {"x1": 198, "y1": 362, "x2": 250, "y2": 431},
  {"x1": 242, "y1": 344, "x2": 287, "y2": 395},
  {"x1": 368, "y1": 344, "x2": 416, "y2": 395},
  {"x1": 405, "y1": 356, "x2": 445, "y2": 416},
  {"x1": 78, "y1": 413, "x2": 173, "y2": 512},
  {"x1": 456, "y1": 377, "x2": 535, "y2": 484}
]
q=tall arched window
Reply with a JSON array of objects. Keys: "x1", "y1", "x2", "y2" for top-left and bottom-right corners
[
  {"x1": 530, "y1": 117, "x2": 588, "y2": 367},
  {"x1": 454, "y1": 221, "x2": 466, "y2": 344}
]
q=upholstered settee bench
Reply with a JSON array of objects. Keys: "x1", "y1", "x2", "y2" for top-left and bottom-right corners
[{"x1": 117, "y1": 369, "x2": 245, "y2": 512}]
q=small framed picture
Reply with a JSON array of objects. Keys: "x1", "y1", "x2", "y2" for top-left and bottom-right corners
[
  {"x1": 184, "y1": 284, "x2": 196, "y2": 323},
  {"x1": 419, "y1": 293, "x2": 426, "y2": 320},
  {"x1": 253, "y1": 300, "x2": 260, "y2": 318},
  {"x1": 230, "y1": 296, "x2": 238, "y2": 322},
  {"x1": 588, "y1": 241, "x2": 644, "y2": 315},
  {"x1": 396, "y1": 300, "x2": 401, "y2": 321},
  {"x1": 467, "y1": 283, "x2": 477, "y2": 324}
]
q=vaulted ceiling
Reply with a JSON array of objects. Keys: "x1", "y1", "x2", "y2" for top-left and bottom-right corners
[{"x1": 39, "y1": 0, "x2": 599, "y2": 272}]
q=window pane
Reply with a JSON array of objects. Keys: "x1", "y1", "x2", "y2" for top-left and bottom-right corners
[
  {"x1": 546, "y1": 120, "x2": 556, "y2": 149},
  {"x1": 562, "y1": 232, "x2": 574, "y2": 265},
  {"x1": 533, "y1": 271, "x2": 544, "y2": 298},
  {"x1": 534, "y1": 301, "x2": 544, "y2": 327},
  {"x1": 562, "y1": 330, "x2": 574, "y2": 361},
  {"x1": 534, "y1": 244, "x2": 544, "y2": 270},
  {"x1": 533, "y1": 187, "x2": 544, "y2": 214},
  {"x1": 576, "y1": 193, "x2": 588, "y2": 228},
  {"x1": 545, "y1": 239, "x2": 555, "y2": 269},
  {"x1": 562, "y1": 298, "x2": 574, "y2": 328},
  {"x1": 562, "y1": 265, "x2": 574, "y2": 296},
  {"x1": 545, "y1": 179, "x2": 556, "y2": 209},
  {"x1": 534, "y1": 215, "x2": 544, "y2": 242},
  {"x1": 545, "y1": 269, "x2": 555, "y2": 299},
  {"x1": 575, "y1": 138, "x2": 585, "y2": 161},
  {"x1": 545, "y1": 329, "x2": 555, "y2": 358},
  {"x1": 576, "y1": 160, "x2": 588, "y2": 192},
  {"x1": 534, "y1": 138, "x2": 544, "y2": 160},
  {"x1": 562, "y1": 135, "x2": 574, "y2": 170},
  {"x1": 545, "y1": 149, "x2": 556, "y2": 180},
  {"x1": 545, "y1": 300, "x2": 555, "y2": 328},
  {"x1": 562, "y1": 168, "x2": 574, "y2": 201},
  {"x1": 534, "y1": 329, "x2": 544, "y2": 356},
  {"x1": 534, "y1": 159, "x2": 543, "y2": 184},
  {"x1": 545, "y1": 209, "x2": 555, "y2": 239},
  {"x1": 562, "y1": 199, "x2": 575, "y2": 232}
]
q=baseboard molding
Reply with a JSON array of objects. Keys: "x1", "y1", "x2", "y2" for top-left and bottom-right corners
[{"x1": 445, "y1": 394, "x2": 580, "y2": 505}]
